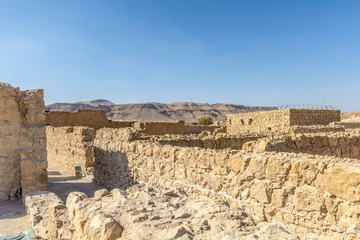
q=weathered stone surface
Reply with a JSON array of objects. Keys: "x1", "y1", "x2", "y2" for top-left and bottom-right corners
[
  {"x1": 90, "y1": 127, "x2": 360, "y2": 239},
  {"x1": 25, "y1": 191, "x2": 61, "y2": 239},
  {"x1": 227, "y1": 109, "x2": 340, "y2": 135},
  {"x1": 26, "y1": 185, "x2": 299, "y2": 240},
  {"x1": 46, "y1": 126, "x2": 95, "y2": 175},
  {"x1": 321, "y1": 165, "x2": 360, "y2": 202},
  {"x1": 0, "y1": 83, "x2": 47, "y2": 200},
  {"x1": 94, "y1": 188, "x2": 109, "y2": 198}
]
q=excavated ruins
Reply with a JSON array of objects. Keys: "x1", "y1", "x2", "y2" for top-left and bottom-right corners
[{"x1": 1, "y1": 83, "x2": 360, "y2": 240}]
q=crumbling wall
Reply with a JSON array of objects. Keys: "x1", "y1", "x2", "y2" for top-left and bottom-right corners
[
  {"x1": 46, "y1": 126, "x2": 95, "y2": 175},
  {"x1": 93, "y1": 128, "x2": 360, "y2": 240},
  {"x1": 143, "y1": 134, "x2": 261, "y2": 150},
  {"x1": 133, "y1": 120, "x2": 218, "y2": 135},
  {"x1": 227, "y1": 109, "x2": 341, "y2": 135},
  {"x1": 227, "y1": 109, "x2": 290, "y2": 134},
  {"x1": 245, "y1": 131, "x2": 360, "y2": 159},
  {"x1": 331, "y1": 121, "x2": 360, "y2": 129},
  {"x1": 287, "y1": 125, "x2": 345, "y2": 134},
  {"x1": 46, "y1": 109, "x2": 134, "y2": 130},
  {"x1": 0, "y1": 83, "x2": 47, "y2": 200}
]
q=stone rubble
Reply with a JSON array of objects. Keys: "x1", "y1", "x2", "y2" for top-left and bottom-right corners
[{"x1": 25, "y1": 184, "x2": 299, "y2": 240}]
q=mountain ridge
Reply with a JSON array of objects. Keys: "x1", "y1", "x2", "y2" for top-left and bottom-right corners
[{"x1": 46, "y1": 100, "x2": 277, "y2": 122}]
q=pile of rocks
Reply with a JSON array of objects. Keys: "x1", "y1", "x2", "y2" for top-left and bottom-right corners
[{"x1": 25, "y1": 184, "x2": 298, "y2": 240}]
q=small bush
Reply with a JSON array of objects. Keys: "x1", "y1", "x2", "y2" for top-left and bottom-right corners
[{"x1": 198, "y1": 116, "x2": 214, "y2": 126}]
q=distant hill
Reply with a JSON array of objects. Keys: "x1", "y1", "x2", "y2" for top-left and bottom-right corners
[{"x1": 46, "y1": 100, "x2": 277, "y2": 122}]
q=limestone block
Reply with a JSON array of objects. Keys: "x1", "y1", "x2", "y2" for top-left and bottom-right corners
[
  {"x1": 294, "y1": 185, "x2": 325, "y2": 212},
  {"x1": 321, "y1": 165, "x2": 360, "y2": 202},
  {"x1": 250, "y1": 181, "x2": 271, "y2": 204},
  {"x1": 25, "y1": 191, "x2": 60, "y2": 239},
  {"x1": 94, "y1": 188, "x2": 109, "y2": 198},
  {"x1": 265, "y1": 158, "x2": 291, "y2": 184},
  {"x1": 84, "y1": 213, "x2": 123, "y2": 240},
  {"x1": 271, "y1": 189, "x2": 287, "y2": 207},
  {"x1": 228, "y1": 155, "x2": 249, "y2": 174}
]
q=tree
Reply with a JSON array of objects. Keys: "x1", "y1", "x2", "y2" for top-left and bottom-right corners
[{"x1": 198, "y1": 116, "x2": 214, "y2": 126}]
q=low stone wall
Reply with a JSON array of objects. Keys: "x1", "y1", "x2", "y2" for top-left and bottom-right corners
[
  {"x1": 287, "y1": 125, "x2": 345, "y2": 134},
  {"x1": 227, "y1": 109, "x2": 341, "y2": 135},
  {"x1": 46, "y1": 126, "x2": 96, "y2": 175},
  {"x1": 46, "y1": 109, "x2": 134, "y2": 130},
  {"x1": 92, "y1": 128, "x2": 360, "y2": 240},
  {"x1": 142, "y1": 134, "x2": 261, "y2": 150},
  {"x1": 245, "y1": 132, "x2": 360, "y2": 159},
  {"x1": 133, "y1": 120, "x2": 218, "y2": 135},
  {"x1": 0, "y1": 83, "x2": 47, "y2": 200},
  {"x1": 331, "y1": 121, "x2": 360, "y2": 129}
]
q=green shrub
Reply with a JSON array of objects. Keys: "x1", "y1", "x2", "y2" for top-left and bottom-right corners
[{"x1": 198, "y1": 116, "x2": 214, "y2": 126}]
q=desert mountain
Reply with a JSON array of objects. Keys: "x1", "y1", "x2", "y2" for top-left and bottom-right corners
[{"x1": 46, "y1": 100, "x2": 276, "y2": 122}]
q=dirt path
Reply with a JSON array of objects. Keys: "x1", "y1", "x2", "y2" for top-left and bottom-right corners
[{"x1": 0, "y1": 159, "x2": 103, "y2": 236}]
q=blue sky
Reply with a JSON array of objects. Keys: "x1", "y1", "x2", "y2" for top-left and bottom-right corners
[{"x1": 0, "y1": 1, "x2": 359, "y2": 111}]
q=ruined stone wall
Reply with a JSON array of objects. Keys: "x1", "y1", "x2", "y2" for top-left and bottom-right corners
[
  {"x1": 133, "y1": 120, "x2": 218, "y2": 135},
  {"x1": 287, "y1": 125, "x2": 345, "y2": 134},
  {"x1": 142, "y1": 134, "x2": 261, "y2": 150},
  {"x1": 0, "y1": 83, "x2": 47, "y2": 200},
  {"x1": 227, "y1": 109, "x2": 290, "y2": 135},
  {"x1": 46, "y1": 109, "x2": 134, "y2": 130},
  {"x1": 46, "y1": 126, "x2": 95, "y2": 175},
  {"x1": 245, "y1": 132, "x2": 360, "y2": 160},
  {"x1": 227, "y1": 109, "x2": 341, "y2": 135},
  {"x1": 289, "y1": 109, "x2": 341, "y2": 126},
  {"x1": 93, "y1": 128, "x2": 360, "y2": 240},
  {"x1": 331, "y1": 121, "x2": 360, "y2": 129}
]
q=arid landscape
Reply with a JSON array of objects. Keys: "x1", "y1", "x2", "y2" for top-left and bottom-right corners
[
  {"x1": 1, "y1": 1, "x2": 360, "y2": 239},
  {"x1": 46, "y1": 100, "x2": 276, "y2": 122},
  {"x1": 1, "y1": 82, "x2": 360, "y2": 240}
]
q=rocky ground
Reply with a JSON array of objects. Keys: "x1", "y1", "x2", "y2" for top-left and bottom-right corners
[{"x1": 26, "y1": 184, "x2": 299, "y2": 240}]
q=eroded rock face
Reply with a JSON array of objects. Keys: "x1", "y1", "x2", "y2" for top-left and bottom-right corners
[{"x1": 25, "y1": 185, "x2": 299, "y2": 240}]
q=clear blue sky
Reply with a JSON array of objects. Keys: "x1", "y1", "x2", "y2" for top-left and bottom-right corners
[{"x1": 1, "y1": 1, "x2": 359, "y2": 111}]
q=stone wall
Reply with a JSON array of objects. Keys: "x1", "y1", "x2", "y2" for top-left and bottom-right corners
[
  {"x1": 244, "y1": 131, "x2": 360, "y2": 159},
  {"x1": 0, "y1": 83, "x2": 47, "y2": 200},
  {"x1": 287, "y1": 125, "x2": 345, "y2": 134},
  {"x1": 46, "y1": 126, "x2": 96, "y2": 175},
  {"x1": 133, "y1": 120, "x2": 218, "y2": 135},
  {"x1": 331, "y1": 121, "x2": 360, "y2": 129},
  {"x1": 227, "y1": 109, "x2": 341, "y2": 135},
  {"x1": 142, "y1": 134, "x2": 262, "y2": 150},
  {"x1": 92, "y1": 127, "x2": 360, "y2": 240},
  {"x1": 46, "y1": 109, "x2": 134, "y2": 130},
  {"x1": 227, "y1": 109, "x2": 290, "y2": 135},
  {"x1": 289, "y1": 109, "x2": 341, "y2": 126}
]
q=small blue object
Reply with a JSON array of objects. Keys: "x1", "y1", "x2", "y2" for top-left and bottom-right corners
[
  {"x1": 0, "y1": 232, "x2": 24, "y2": 240},
  {"x1": 21, "y1": 229, "x2": 35, "y2": 240},
  {"x1": 74, "y1": 166, "x2": 81, "y2": 172}
]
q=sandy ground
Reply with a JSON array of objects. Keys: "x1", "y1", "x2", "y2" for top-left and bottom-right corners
[{"x1": 0, "y1": 158, "x2": 103, "y2": 236}]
